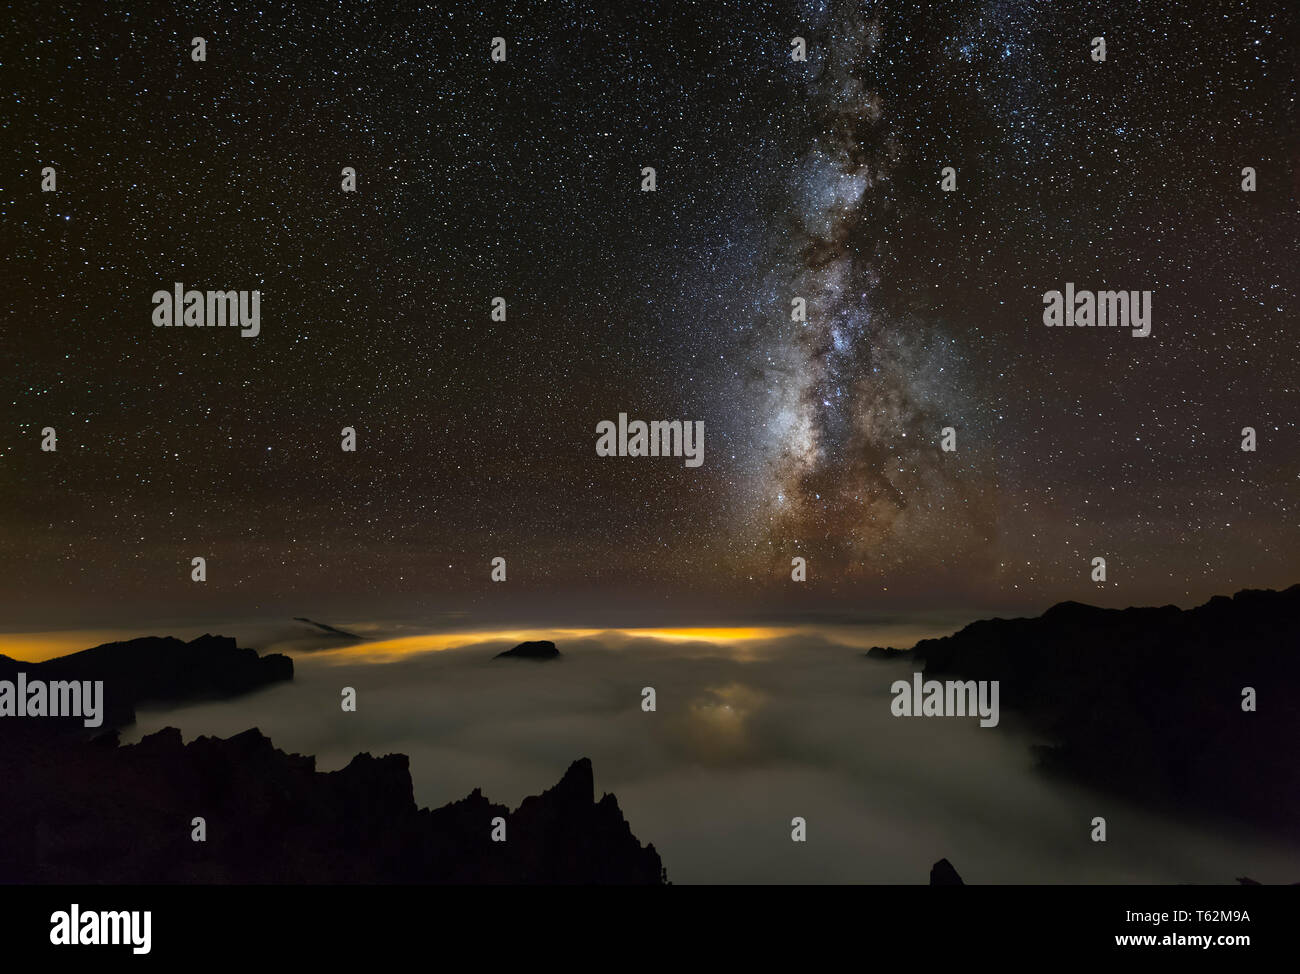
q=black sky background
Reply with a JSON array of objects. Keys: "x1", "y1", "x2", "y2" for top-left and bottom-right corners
[{"x1": 3, "y1": 0, "x2": 1297, "y2": 628}]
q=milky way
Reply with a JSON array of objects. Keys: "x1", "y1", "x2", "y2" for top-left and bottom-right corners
[
  {"x1": 744, "y1": 0, "x2": 995, "y2": 581},
  {"x1": 4, "y1": 0, "x2": 1295, "y2": 624}
]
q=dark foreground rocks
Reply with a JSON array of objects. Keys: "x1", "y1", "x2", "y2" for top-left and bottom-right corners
[
  {"x1": 0, "y1": 725, "x2": 665, "y2": 884},
  {"x1": 930, "y1": 858, "x2": 965, "y2": 885},
  {"x1": 868, "y1": 585, "x2": 1300, "y2": 835}
]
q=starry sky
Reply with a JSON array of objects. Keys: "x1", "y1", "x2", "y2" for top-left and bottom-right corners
[{"x1": 3, "y1": 0, "x2": 1297, "y2": 629}]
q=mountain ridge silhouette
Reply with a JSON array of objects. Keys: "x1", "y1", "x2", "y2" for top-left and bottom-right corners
[{"x1": 867, "y1": 584, "x2": 1300, "y2": 834}]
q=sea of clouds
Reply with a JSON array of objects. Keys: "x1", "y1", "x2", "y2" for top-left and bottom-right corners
[{"x1": 125, "y1": 629, "x2": 1300, "y2": 884}]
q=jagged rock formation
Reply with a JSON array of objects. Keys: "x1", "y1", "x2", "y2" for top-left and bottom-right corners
[
  {"x1": 930, "y1": 858, "x2": 964, "y2": 885},
  {"x1": 0, "y1": 634, "x2": 292, "y2": 731},
  {"x1": 0, "y1": 725, "x2": 665, "y2": 885},
  {"x1": 868, "y1": 585, "x2": 1300, "y2": 834},
  {"x1": 494, "y1": 640, "x2": 560, "y2": 661}
]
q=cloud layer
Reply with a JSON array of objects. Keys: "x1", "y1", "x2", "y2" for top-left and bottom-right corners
[{"x1": 125, "y1": 630, "x2": 1300, "y2": 884}]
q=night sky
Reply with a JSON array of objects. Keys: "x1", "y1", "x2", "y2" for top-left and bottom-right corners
[{"x1": 4, "y1": 0, "x2": 1296, "y2": 628}]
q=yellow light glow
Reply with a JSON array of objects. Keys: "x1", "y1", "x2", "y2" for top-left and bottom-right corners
[
  {"x1": 0, "y1": 621, "x2": 942, "y2": 666},
  {"x1": 0, "y1": 630, "x2": 141, "y2": 663},
  {"x1": 312, "y1": 626, "x2": 795, "y2": 664}
]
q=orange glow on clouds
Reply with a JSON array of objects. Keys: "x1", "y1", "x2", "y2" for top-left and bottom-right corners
[
  {"x1": 0, "y1": 622, "x2": 944, "y2": 665},
  {"x1": 313, "y1": 626, "x2": 797, "y2": 664}
]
